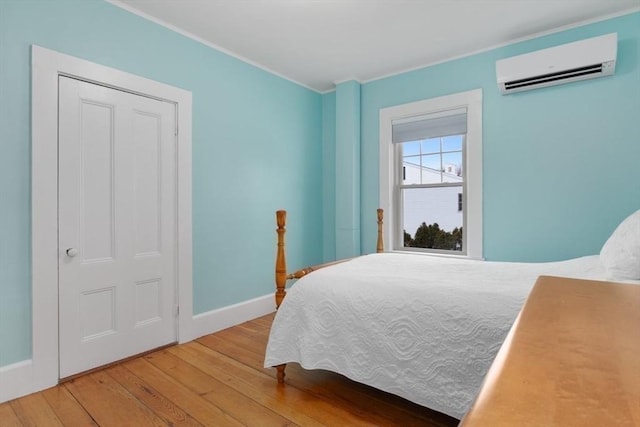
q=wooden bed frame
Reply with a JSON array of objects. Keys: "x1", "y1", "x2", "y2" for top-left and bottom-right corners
[{"x1": 273, "y1": 209, "x2": 384, "y2": 383}]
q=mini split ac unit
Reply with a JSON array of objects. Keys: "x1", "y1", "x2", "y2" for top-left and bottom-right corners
[{"x1": 496, "y1": 33, "x2": 617, "y2": 94}]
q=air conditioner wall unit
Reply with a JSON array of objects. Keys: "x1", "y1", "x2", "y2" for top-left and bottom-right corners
[{"x1": 496, "y1": 33, "x2": 617, "y2": 95}]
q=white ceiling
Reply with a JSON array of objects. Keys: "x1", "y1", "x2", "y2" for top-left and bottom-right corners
[{"x1": 111, "y1": 0, "x2": 639, "y2": 93}]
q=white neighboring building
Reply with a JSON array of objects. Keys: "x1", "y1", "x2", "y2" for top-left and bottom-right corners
[{"x1": 402, "y1": 162, "x2": 462, "y2": 236}]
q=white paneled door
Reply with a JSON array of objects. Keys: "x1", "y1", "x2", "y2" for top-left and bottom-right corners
[{"x1": 58, "y1": 76, "x2": 177, "y2": 378}]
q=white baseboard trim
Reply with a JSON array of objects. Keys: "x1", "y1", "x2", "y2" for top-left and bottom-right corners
[
  {"x1": 0, "y1": 359, "x2": 44, "y2": 404},
  {"x1": 188, "y1": 293, "x2": 275, "y2": 342},
  {"x1": 0, "y1": 294, "x2": 275, "y2": 404}
]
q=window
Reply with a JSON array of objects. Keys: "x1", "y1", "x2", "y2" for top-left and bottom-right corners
[
  {"x1": 379, "y1": 89, "x2": 482, "y2": 258},
  {"x1": 397, "y1": 118, "x2": 465, "y2": 253}
]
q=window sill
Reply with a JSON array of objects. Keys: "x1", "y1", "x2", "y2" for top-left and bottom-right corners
[{"x1": 388, "y1": 249, "x2": 485, "y2": 261}]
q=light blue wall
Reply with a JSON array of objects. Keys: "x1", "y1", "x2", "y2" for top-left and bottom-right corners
[
  {"x1": 322, "y1": 92, "x2": 337, "y2": 262},
  {"x1": 359, "y1": 12, "x2": 640, "y2": 262},
  {"x1": 335, "y1": 81, "x2": 362, "y2": 258},
  {"x1": 0, "y1": 0, "x2": 322, "y2": 367}
]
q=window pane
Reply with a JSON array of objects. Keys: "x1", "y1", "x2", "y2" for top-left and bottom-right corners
[
  {"x1": 402, "y1": 187, "x2": 463, "y2": 251},
  {"x1": 403, "y1": 155, "x2": 421, "y2": 167},
  {"x1": 420, "y1": 154, "x2": 441, "y2": 184},
  {"x1": 402, "y1": 141, "x2": 421, "y2": 185},
  {"x1": 442, "y1": 135, "x2": 463, "y2": 152},
  {"x1": 402, "y1": 141, "x2": 421, "y2": 156},
  {"x1": 421, "y1": 138, "x2": 440, "y2": 154},
  {"x1": 402, "y1": 162, "x2": 421, "y2": 185},
  {"x1": 442, "y1": 151, "x2": 463, "y2": 183}
]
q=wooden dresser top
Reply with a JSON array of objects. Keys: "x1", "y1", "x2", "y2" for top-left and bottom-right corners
[{"x1": 460, "y1": 275, "x2": 640, "y2": 427}]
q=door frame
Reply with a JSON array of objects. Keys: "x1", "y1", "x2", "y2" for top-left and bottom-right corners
[{"x1": 31, "y1": 45, "x2": 194, "y2": 391}]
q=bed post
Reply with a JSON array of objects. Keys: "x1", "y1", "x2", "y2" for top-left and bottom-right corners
[
  {"x1": 276, "y1": 364, "x2": 286, "y2": 384},
  {"x1": 377, "y1": 208, "x2": 384, "y2": 253},
  {"x1": 275, "y1": 210, "x2": 287, "y2": 309},
  {"x1": 275, "y1": 211, "x2": 288, "y2": 383}
]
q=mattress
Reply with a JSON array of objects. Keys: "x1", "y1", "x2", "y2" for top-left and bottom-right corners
[{"x1": 264, "y1": 253, "x2": 610, "y2": 419}]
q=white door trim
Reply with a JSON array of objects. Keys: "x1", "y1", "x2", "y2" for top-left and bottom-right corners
[{"x1": 29, "y1": 45, "x2": 193, "y2": 395}]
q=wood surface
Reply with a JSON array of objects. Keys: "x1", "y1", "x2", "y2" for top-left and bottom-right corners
[
  {"x1": 0, "y1": 314, "x2": 458, "y2": 427},
  {"x1": 460, "y1": 275, "x2": 640, "y2": 427},
  {"x1": 275, "y1": 210, "x2": 287, "y2": 309},
  {"x1": 376, "y1": 208, "x2": 384, "y2": 253}
]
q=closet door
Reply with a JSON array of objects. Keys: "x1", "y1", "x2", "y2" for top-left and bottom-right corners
[{"x1": 58, "y1": 76, "x2": 177, "y2": 378}]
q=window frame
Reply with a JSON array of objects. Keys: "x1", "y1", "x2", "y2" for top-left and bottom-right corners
[{"x1": 379, "y1": 89, "x2": 483, "y2": 259}]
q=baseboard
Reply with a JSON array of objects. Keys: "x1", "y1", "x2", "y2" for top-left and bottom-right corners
[
  {"x1": 189, "y1": 293, "x2": 275, "y2": 342},
  {"x1": 0, "y1": 360, "x2": 40, "y2": 403},
  {"x1": 0, "y1": 294, "x2": 275, "y2": 404}
]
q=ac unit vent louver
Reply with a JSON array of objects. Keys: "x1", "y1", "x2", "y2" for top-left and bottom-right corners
[{"x1": 497, "y1": 33, "x2": 617, "y2": 94}]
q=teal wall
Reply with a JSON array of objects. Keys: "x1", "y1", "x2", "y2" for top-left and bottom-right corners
[
  {"x1": 357, "y1": 12, "x2": 640, "y2": 262},
  {"x1": 0, "y1": 0, "x2": 322, "y2": 367},
  {"x1": 335, "y1": 81, "x2": 362, "y2": 259},
  {"x1": 322, "y1": 92, "x2": 336, "y2": 262}
]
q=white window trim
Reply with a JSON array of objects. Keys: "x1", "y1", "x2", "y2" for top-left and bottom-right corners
[
  {"x1": 379, "y1": 89, "x2": 483, "y2": 259},
  {"x1": 28, "y1": 45, "x2": 193, "y2": 397}
]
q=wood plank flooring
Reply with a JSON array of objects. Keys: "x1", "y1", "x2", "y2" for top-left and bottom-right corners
[{"x1": 0, "y1": 313, "x2": 459, "y2": 426}]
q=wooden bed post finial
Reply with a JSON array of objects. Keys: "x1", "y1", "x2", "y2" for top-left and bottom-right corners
[
  {"x1": 275, "y1": 210, "x2": 287, "y2": 309},
  {"x1": 376, "y1": 208, "x2": 384, "y2": 253}
]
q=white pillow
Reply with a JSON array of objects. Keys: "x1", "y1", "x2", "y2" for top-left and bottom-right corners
[{"x1": 600, "y1": 209, "x2": 640, "y2": 281}]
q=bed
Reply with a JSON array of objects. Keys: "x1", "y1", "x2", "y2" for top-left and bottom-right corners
[{"x1": 264, "y1": 209, "x2": 640, "y2": 419}]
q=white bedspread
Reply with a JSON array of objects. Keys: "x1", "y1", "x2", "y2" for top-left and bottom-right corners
[{"x1": 264, "y1": 253, "x2": 610, "y2": 419}]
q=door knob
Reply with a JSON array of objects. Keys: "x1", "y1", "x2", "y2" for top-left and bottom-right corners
[{"x1": 66, "y1": 248, "x2": 78, "y2": 257}]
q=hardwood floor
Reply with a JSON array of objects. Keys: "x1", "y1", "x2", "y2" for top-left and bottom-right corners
[{"x1": 1, "y1": 314, "x2": 459, "y2": 426}]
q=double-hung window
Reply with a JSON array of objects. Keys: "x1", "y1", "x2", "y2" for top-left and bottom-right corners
[
  {"x1": 395, "y1": 112, "x2": 465, "y2": 253},
  {"x1": 379, "y1": 89, "x2": 483, "y2": 258}
]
